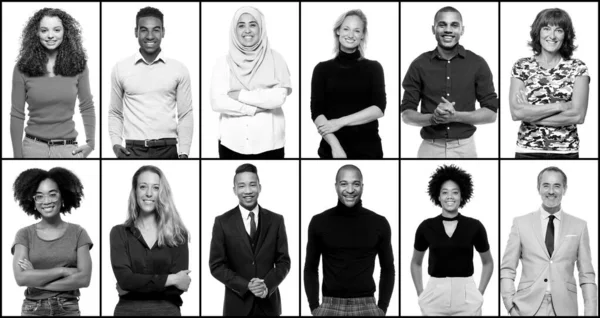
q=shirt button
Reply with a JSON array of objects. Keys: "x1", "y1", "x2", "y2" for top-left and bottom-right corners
[
  {"x1": 446, "y1": 127, "x2": 450, "y2": 130},
  {"x1": 550, "y1": 261, "x2": 553, "y2": 264},
  {"x1": 447, "y1": 77, "x2": 450, "y2": 79},
  {"x1": 544, "y1": 278, "x2": 548, "y2": 282},
  {"x1": 446, "y1": 93, "x2": 450, "y2": 96},
  {"x1": 448, "y1": 61, "x2": 451, "y2": 63}
]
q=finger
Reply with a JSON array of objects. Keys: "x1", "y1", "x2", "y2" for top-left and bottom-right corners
[{"x1": 441, "y1": 96, "x2": 450, "y2": 104}]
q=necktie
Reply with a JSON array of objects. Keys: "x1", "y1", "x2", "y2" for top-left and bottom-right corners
[
  {"x1": 249, "y1": 212, "x2": 256, "y2": 240},
  {"x1": 545, "y1": 215, "x2": 555, "y2": 257}
]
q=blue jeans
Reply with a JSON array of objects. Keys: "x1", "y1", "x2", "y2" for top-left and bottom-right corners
[
  {"x1": 21, "y1": 297, "x2": 80, "y2": 316},
  {"x1": 22, "y1": 138, "x2": 83, "y2": 159}
]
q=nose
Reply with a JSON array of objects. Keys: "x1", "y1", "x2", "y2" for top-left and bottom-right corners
[
  {"x1": 42, "y1": 195, "x2": 52, "y2": 204},
  {"x1": 145, "y1": 188, "x2": 153, "y2": 197},
  {"x1": 346, "y1": 186, "x2": 355, "y2": 194}
]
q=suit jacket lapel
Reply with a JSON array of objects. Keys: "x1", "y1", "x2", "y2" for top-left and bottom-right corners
[
  {"x1": 553, "y1": 211, "x2": 571, "y2": 256},
  {"x1": 255, "y1": 206, "x2": 272, "y2": 255},
  {"x1": 531, "y1": 211, "x2": 550, "y2": 259},
  {"x1": 233, "y1": 206, "x2": 252, "y2": 252}
]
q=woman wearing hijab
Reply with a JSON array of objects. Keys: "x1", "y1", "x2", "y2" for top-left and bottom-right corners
[{"x1": 210, "y1": 6, "x2": 292, "y2": 159}]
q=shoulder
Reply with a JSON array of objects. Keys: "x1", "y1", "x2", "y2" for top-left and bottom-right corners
[
  {"x1": 270, "y1": 49, "x2": 287, "y2": 63},
  {"x1": 212, "y1": 55, "x2": 229, "y2": 72},
  {"x1": 110, "y1": 224, "x2": 128, "y2": 237},
  {"x1": 561, "y1": 58, "x2": 588, "y2": 72},
  {"x1": 165, "y1": 57, "x2": 189, "y2": 72},
  {"x1": 215, "y1": 206, "x2": 239, "y2": 221},
  {"x1": 463, "y1": 49, "x2": 486, "y2": 61},
  {"x1": 461, "y1": 215, "x2": 486, "y2": 228},
  {"x1": 16, "y1": 224, "x2": 34, "y2": 237},
  {"x1": 417, "y1": 217, "x2": 438, "y2": 229},
  {"x1": 513, "y1": 56, "x2": 535, "y2": 68},
  {"x1": 313, "y1": 60, "x2": 331, "y2": 72},
  {"x1": 513, "y1": 211, "x2": 536, "y2": 224},
  {"x1": 411, "y1": 51, "x2": 433, "y2": 65},
  {"x1": 260, "y1": 207, "x2": 283, "y2": 219},
  {"x1": 562, "y1": 211, "x2": 588, "y2": 229},
  {"x1": 361, "y1": 58, "x2": 384, "y2": 71},
  {"x1": 67, "y1": 222, "x2": 85, "y2": 233},
  {"x1": 311, "y1": 207, "x2": 336, "y2": 221}
]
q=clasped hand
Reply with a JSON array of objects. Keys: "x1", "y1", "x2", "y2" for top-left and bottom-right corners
[
  {"x1": 248, "y1": 278, "x2": 268, "y2": 298},
  {"x1": 431, "y1": 97, "x2": 456, "y2": 124},
  {"x1": 317, "y1": 119, "x2": 343, "y2": 136}
]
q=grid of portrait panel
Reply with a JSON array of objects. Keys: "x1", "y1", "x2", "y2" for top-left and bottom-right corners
[{"x1": 1, "y1": 1, "x2": 598, "y2": 317}]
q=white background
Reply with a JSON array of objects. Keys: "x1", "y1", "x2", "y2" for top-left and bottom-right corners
[
  {"x1": 201, "y1": 160, "x2": 300, "y2": 315},
  {"x1": 300, "y1": 160, "x2": 400, "y2": 316},
  {"x1": 300, "y1": 3, "x2": 400, "y2": 158},
  {"x1": 100, "y1": 161, "x2": 200, "y2": 316},
  {"x1": 499, "y1": 160, "x2": 598, "y2": 316},
  {"x1": 101, "y1": 3, "x2": 200, "y2": 158},
  {"x1": 1, "y1": 160, "x2": 100, "y2": 316},
  {"x1": 400, "y1": 2, "x2": 499, "y2": 158},
  {"x1": 1, "y1": 2, "x2": 100, "y2": 158},
  {"x1": 400, "y1": 160, "x2": 500, "y2": 316},
  {"x1": 500, "y1": 2, "x2": 598, "y2": 158},
  {"x1": 201, "y1": 3, "x2": 300, "y2": 158}
]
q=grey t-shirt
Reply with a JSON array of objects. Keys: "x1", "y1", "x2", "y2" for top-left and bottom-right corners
[{"x1": 11, "y1": 223, "x2": 93, "y2": 299}]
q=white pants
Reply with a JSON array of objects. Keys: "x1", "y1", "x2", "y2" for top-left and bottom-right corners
[{"x1": 418, "y1": 277, "x2": 483, "y2": 316}]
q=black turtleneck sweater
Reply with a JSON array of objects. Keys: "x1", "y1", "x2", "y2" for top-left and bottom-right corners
[
  {"x1": 304, "y1": 200, "x2": 395, "y2": 312},
  {"x1": 310, "y1": 50, "x2": 387, "y2": 158}
]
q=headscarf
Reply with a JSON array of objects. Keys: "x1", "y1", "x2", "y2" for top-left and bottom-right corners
[{"x1": 226, "y1": 6, "x2": 291, "y2": 92}]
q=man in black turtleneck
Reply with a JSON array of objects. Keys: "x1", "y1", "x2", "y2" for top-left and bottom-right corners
[{"x1": 304, "y1": 164, "x2": 395, "y2": 316}]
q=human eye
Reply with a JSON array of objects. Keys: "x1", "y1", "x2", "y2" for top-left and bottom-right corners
[
  {"x1": 34, "y1": 194, "x2": 44, "y2": 201},
  {"x1": 139, "y1": 184, "x2": 147, "y2": 190},
  {"x1": 153, "y1": 185, "x2": 160, "y2": 191},
  {"x1": 49, "y1": 193, "x2": 59, "y2": 199}
]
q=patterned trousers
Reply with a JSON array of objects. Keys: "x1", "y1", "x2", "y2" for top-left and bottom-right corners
[{"x1": 312, "y1": 296, "x2": 385, "y2": 316}]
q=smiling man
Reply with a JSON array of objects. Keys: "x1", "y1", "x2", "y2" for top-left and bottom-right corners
[
  {"x1": 501, "y1": 166, "x2": 597, "y2": 316},
  {"x1": 209, "y1": 163, "x2": 290, "y2": 316},
  {"x1": 304, "y1": 165, "x2": 395, "y2": 316},
  {"x1": 108, "y1": 6, "x2": 193, "y2": 159},
  {"x1": 401, "y1": 6, "x2": 498, "y2": 158}
]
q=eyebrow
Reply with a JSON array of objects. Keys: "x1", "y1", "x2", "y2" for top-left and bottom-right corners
[{"x1": 36, "y1": 189, "x2": 58, "y2": 193}]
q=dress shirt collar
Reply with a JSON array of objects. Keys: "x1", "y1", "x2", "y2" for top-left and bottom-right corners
[
  {"x1": 134, "y1": 49, "x2": 166, "y2": 65},
  {"x1": 239, "y1": 204, "x2": 260, "y2": 222},
  {"x1": 539, "y1": 206, "x2": 562, "y2": 221},
  {"x1": 429, "y1": 44, "x2": 466, "y2": 61}
]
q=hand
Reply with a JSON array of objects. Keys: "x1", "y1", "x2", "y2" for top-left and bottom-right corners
[
  {"x1": 311, "y1": 307, "x2": 320, "y2": 316},
  {"x1": 173, "y1": 270, "x2": 192, "y2": 291},
  {"x1": 248, "y1": 278, "x2": 267, "y2": 297},
  {"x1": 116, "y1": 283, "x2": 129, "y2": 296},
  {"x1": 559, "y1": 101, "x2": 573, "y2": 112},
  {"x1": 18, "y1": 259, "x2": 34, "y2": 271},
  {"x1": 113, "y1": 144, "x2": 130, "y2": 158},
  {"x1": 439, "y1": 97, "x2": 456, "y2": 114},
  {"x1": 178, "y1": 154, "x2": 188, "y2": 159},
  {"x1": 72, "y1": 143, "x2": 93, "y2": 158},
  {"x1": 317, "y1": 119, "x2": 343, "y2": 136},
  {"x1": 515, "y1": 89, "x2": 529, "y2": 105},
  {"x1": 227, "y1": 90, "x2": 241, "y2": 100},
  {"x1": 331, "y1": 145, "x2": 347, "y2": 158},
  {"x1": 62, "y1": 267, "x2": 78, "y2": 277},
  {"x1": 510, "y1": 306, "x2": 520, "y2": 316},
  {"x1": 433, "y1": 97, "x2": 456, "y2": 124}
]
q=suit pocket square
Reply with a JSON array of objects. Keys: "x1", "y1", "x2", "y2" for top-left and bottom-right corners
[{"x1": 564, "y1": 234, "x2": 578, "y2": 238}]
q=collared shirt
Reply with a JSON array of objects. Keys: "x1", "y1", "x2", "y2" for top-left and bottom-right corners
[
  {"x1": 239, "y1": 204, "x2": 260, "y2": 236},
  {"x1": 211, "y1": 56, "x2": 289, "y2": 155},
  {"x1": 540, "y1": 207, "x2": 562, "y2": 294},
  {"x1": 108, "y1": 50, "x2": 193, "y2": 155},
  {"x1": 401, "y1": 45, "x2": 498, "y2": 139}
]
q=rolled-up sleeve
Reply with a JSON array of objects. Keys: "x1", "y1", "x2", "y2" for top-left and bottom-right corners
[
  {"x1": 475, "y1": 58, "x2": 498, "y2": 113},
  {"x1": 400, "y1": 60, "x2": 422, "y2": 112}
]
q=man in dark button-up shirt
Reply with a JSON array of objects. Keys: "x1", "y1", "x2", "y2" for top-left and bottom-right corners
[{"x1": 401, "y1": 6, "x2": 498, "y2": 158}]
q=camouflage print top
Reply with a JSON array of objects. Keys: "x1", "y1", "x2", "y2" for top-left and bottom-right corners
[{"x1": 511, "y1": 56, "x2": 589, "y2": 152}]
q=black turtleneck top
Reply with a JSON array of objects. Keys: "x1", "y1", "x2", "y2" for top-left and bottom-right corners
[
  {"x1": 310, "y1": 50, "x2": 387, "y2": 158},
  {"x1": 414, "y1": 213, "x2": 489, "y2": 278},
  {"x1": 304, "y1": 200, "x2": 395, "y2": 312}
]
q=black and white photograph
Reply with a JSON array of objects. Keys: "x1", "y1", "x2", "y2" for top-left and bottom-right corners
[
  {"x1": 201, "y1": 160, "x2": 299, "y2": 316},
  {"x1": 500, "y1": 2, "x2": 598, "y2": 159},
  {"x1": 101, "y1": 161, "x2": 200, "y2": 316},
  {"x1": 400, "y1": 2, "x2": 499, "y2": 158},
  {"x1": 101, "y1": 3, "x2": 199, "y2": 159},
  {"x1": 301, "y1": 161, "x2": 399, "y2": 316},
  {"x1": 400, "y1": 160, "x2": 499, "y2": 316},
  {"x1": 201, "y1": 2, "x2": 299, "y2": 159},
  {"x1": 300, "y1": 2, "x2": 399, "y2": 159},
  {"x1": 500, "y1": 160, "x2": 598, "y2": 316},
  {"x1": 1, "y1": 160, "x2": 100, "y2": 316},
  {"x1": 1, "y1": 2, "x2": 100, "y2": 158}
]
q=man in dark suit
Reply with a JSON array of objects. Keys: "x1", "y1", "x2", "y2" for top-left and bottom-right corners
[{"x1": 209, "y1": 163, "x2": 290, "y2": 316}]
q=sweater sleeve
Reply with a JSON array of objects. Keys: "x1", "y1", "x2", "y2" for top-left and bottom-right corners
[
  {"x1": 310, "y1": 62, "x2": 326, "y2": 121},
  {"x1": 175, "y1": 64, "x2": 193, "y2": 156},
  {"x1": 303, "y1": 215, "x2": 322, "y2": 311},
  {"x1": 10, "y1": 65, "x2": 26, "y2": 157},
  {"x1": 377, "y1": 216, "x2": 395, "y2": 312},
  {"x1": 108, "y1": 63, "x2": 125, "y2": 147},
  {"x1": 77, "y1": 66, "x2": 96, "y2": 149},
  {"x1": 370, "y1": 61, "x2": 387, "y2": 114}
]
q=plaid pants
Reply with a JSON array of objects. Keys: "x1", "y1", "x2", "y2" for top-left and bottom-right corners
[{"x1": 313, "y1": 296, "x2": 385, "y2": 316}]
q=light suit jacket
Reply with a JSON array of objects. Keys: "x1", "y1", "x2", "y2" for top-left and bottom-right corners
[{"x1": 500, "y1": 210, "x2": 597, "y2": 316}]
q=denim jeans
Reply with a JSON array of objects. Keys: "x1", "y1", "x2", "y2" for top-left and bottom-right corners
[
  {"x1": 22, "y1": 138, "x2": 83, "y2": 159},
  {"x1": 21, "y1": 297, "x2": 80, "y2": 316}
]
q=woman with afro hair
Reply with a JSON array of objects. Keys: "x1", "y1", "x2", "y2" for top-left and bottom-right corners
[
  {"x1": 10, "y1": 8, "x2": 95, "y2": 158},
  {"x1": 11, "y1": 167, "x2": 92, "y2": 316},
  {"x1": 410, "y1": 164, "x2": 493, "y2": 316}
]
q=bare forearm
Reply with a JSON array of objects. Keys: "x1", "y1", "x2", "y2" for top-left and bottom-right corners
[
  {"x1": 339, "y1": 106, "x2": 383, "y2": 127},
  {"x1": 510, "y1": 102, "x2": 562, "y2": 122},
  {"x1": 453, "y1": 108, "x2": 497, "y2": 125},
  {"x1": 16, "y1": 268, "x2": 65, "y2": 287},
  {"x1": 314, "y1": 115, "x2": 343, "y2": 149},
  {"x1": 479, "y1": 262, "x2": 494, "y2": 294},
  {"x1": 531, "y1": 107, "x2": 584, "y2": 126},
  {"x1": 40, "y1": 271, "x2": 90, "y2": 291},
  {"x1": 402, "y1": 109, "x2": 434, "y2": 127},
  {"x1": 410, "y1": 263, "x2": 423, "y2": 295}
]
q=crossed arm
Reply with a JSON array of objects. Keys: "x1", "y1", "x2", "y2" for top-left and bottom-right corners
[
  {"x1": 509, "y1": 77, "x2": 589, "y2": 126},
  {"x1": 13, "y1": 244, "x2": 91, "y2": 291}
]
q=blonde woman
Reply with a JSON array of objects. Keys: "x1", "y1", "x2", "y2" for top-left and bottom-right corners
[{"x1": 110, "y1": 165, "x2": 190, "y2": 316}]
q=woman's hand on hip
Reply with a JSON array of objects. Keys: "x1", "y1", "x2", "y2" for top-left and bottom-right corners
[{"x1": 73, "y1": 144, "x2": 93, "y2": 158}]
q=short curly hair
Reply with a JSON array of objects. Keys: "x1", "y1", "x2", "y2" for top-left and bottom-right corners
[
  {"x1": 17, "y1": 8, "x2": 87, "y2": 77},
  {"x1": 13, "y1": 167, "x2": 84, "y2": 219},
  {"x1": 136, "y1": 7, "x2": 164, "y2": 29},
  {"x1": 427, "y1": 164, "x2": 473, "y2": 208},
  {"x1": 529, "y1": 8, "x2": 577, "y2": 59}
]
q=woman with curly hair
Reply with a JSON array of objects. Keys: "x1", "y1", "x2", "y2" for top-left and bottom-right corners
[
  {"x1": 10, "y1": 8, "x2": 96, "y2": 158},
  {"x1": 11, "y1": 167, "x2": 92, "y2": 316},
  {"x1": 110, "y1": 165, "x2": 190, "y2": 316},
  {"x1": 410, "y1": 165, "x2": 493, "y2": 316},
  {"x1": 509, "y1": 8, "x2": 589, "y2": 158}
]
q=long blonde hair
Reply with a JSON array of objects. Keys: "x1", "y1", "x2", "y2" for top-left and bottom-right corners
[{"x1": 125, "y1": 165, "x2": 189, "y2": 247}]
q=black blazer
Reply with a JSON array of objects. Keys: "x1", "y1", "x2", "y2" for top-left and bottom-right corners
[{"x1": 209, "y1": 205, "x2": 290, "y2": 316}]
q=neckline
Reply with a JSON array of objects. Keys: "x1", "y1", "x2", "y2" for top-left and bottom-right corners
[
  {"x1": 534, "y1": 55, "x2": 563, "y2": 71},
  {"x1": 34, "y1": 222, "x2": 70, "y2": 242}
]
